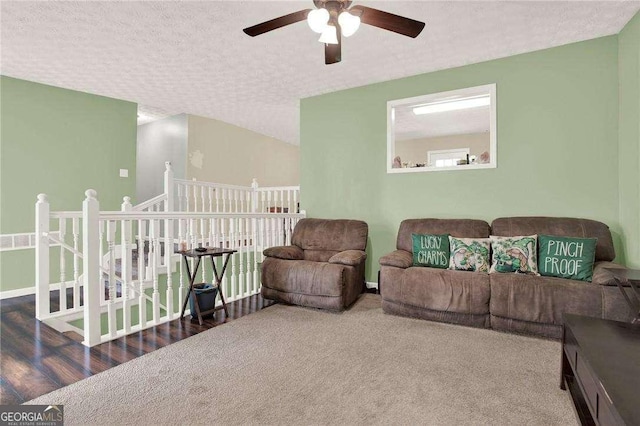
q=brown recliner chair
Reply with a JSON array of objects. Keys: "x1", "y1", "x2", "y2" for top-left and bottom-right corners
[{"x1": 261, "y1": 218, "x2": 368, "y2": 311}]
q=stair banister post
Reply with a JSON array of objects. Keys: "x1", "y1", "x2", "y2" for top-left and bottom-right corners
[
  {"x1": 83, "y1": 189, "x2": 101, "y2": 347},
  {"x1": 121, "y1": 196, "x2": 133, "y2": 333},
  {"x1": 163, "y1": 162, "x2": 174, "y2": 318},
  {"x1": 250, "y1": 179, "x2": 259, "y2": 293},
  {"x1": 121, "y1": 196, "x2": 133, "y2": 290},
  {"x1": 35, "y1": 193, "x2": 50, "y2": 320},
  {"x1": 164, "y1": 161, "x2": 174, "y2": 212},
  {"x1": 251, "y1": 178, "x2": 259, "y2": 213}
]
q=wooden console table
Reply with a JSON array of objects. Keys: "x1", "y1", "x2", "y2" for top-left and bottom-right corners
[
  {"x1": 561, "y1": 314, "x2": 640, "y2": 425},
  {"x1": 178, "y1": 248, "x2": 237, "y2": 325}
]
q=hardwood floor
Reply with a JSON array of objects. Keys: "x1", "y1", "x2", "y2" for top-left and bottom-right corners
[{"x1": 0, "y1": 293, "x2": 275, "y2": 404}]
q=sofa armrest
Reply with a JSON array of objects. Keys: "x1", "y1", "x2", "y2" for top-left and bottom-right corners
[
  {"x1": 379, "y1": 250, "x2": 412, "y2": 269},
  {"x1": 592, "y1": 261, "x2": 628, "y2": 286},
  {"x1": 328, "y1": 250, "x2": 367, "y2": 266},
  {"x1": 263, "y1": 245, "x2": 304, "y2": 260}
]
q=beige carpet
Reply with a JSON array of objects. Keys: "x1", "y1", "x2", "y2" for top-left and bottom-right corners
[{"x1": 27, "y1": 294, "x2": 575, "y2": 425}]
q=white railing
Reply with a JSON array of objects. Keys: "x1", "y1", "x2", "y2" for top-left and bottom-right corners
[
  {"x1": 2, "y1": 162, "x2": 300, "y2": 253},
  {"x1": 14, "y1": 160, "x2": 303, "y2": 345},
  {"x1": 0, "y1": 231, "x2": 60, "y2": 252},
  {"x1": 255, "y1": 185, "x2": 299, "y2": 214},
  {"x1": 132, "y1": 193, "x2": 167, "y2": 212},
  {"x1": 35, "y1": 190, "x2": 305, "y2": 347},
  {"x1": 175, "y1": 180, "x2": 254, "y2": 213},
  {"x1": 162, "y1": 162, "x2": 300, "y2": 214}
]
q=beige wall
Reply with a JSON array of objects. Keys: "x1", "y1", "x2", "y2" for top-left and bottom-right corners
[
  {"x1": 137, "y1": 114, "x2": 188, "y2": 201},
  {"x1": 186, "y1": 115, "x2": 299, "y2": 187},
  {"x1": 395, "y1": 132, "x2": 489, "y2": 165}
]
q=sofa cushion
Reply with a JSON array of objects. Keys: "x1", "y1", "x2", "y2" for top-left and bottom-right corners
[
  {"x1": 303, "y1": 249, "x2": 339, "y2": 262},
  {"x1": 261, "y1": 287, "x2": 345, "y2": 311},
  {"x1": 538, "y1": 234, "x2": 597, "y2": 282},
  {"x1": 263, "y1": 245, "x2": 304, "y2": 260},
  {"x1": 379, "y1": 250, "x2": 413, "y2": 268},
  {"x1": 381, "y1": 266, "x2": 491, "y2": 315},
  {"x1": 384, "y1": 299, "x2": 491, "y2": 329},
  {"x1": 329, "y1": 250, "x2": 367, "y2": 266},
  {"x1": 489, "y1": 235, "x2": 539, "y2": 275},
  {"x1": 592, "y1": 261, "x2": 627, "y2": 286},
  {"x1": 261, "y1": 257, "x2": 345, "y2": 297},
  {"x1": 489, "y1": 272, "x2": 603, "y2": 325},
  {"x1": 490, "y1": 315, "x2": 563, "y2": 340},
  {"x1": 491, "y1": 217, "x2": 615, "y2": 262},
  {"x1": 411, "y1": 233, "x2": 450, "y2": 268},
  {"x1": 396, "y1": 219, "x2": 490, "y2": 253},
  {"x1": 292, "y1": 218, "x2": 368, "y2": 251},
  {"x1": 448, "y1": 237, "x2": 490, "y2": 272}
]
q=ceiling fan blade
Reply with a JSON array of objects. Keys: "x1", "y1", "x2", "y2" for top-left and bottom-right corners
[
  {"x1": 350, "y1": 5, "x2": 425, "y2": 38},
  {"x1": 243, "y1": 9, "x2": 312, "y2": 37},
  {"x1": 325, "y1": 24, "x2": 342, "y2": 65}
]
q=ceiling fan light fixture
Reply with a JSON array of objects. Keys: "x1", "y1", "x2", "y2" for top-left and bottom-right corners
[
  {"x1": 307, "y1": 8, "x2": 330, "y2": 33},
  {"x1": 244, "y1": 2, "x2": 426, "y2": 65},
  {"x1": 338, "y1": 11, "x2": 360, "y2": 37},
  {"x1": 318, "y1": 24, "x2": 339, "y2": 45}
]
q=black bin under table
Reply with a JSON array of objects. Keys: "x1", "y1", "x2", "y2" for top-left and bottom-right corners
[{"x1": 178, "y1": 247, "x2": 237, "y2": 325}]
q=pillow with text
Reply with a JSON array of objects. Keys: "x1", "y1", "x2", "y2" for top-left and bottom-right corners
[
  {"x1": 412, "y1": 233, "x2": 450, "y2": 268},
  {"x1": 538, "y1": 234, "x2": 597, "y2": 282}
]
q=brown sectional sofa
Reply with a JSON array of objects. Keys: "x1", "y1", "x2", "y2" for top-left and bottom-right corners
[
  {"x1": 381, "y1": 219, "x2": 493, "y2": 329},
  {"x1": 380, "y1": 217, "x2": 632, "y2": 339}
]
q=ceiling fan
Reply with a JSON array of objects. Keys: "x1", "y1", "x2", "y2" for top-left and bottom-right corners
[{"x1": 243, "y1": 0, "x2": 425, "y2": 65}]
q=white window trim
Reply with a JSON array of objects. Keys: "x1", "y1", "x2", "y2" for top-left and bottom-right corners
[
  {"x1": 427, "y1": 148, "x2": 470, "y2": 168},
  {"x1": 387, "y1": 83, "x2": 497, "y2": 174}
]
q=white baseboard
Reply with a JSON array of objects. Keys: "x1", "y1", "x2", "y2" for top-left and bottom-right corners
[
  {"x1": 0, "y1": 283, "x2": 61, "y2": 300},
  {"x1": 365, "y1": 281, "x2": 378, "y2": 290},
  {"x1": 0, "y1": 286, "x2": 35, "y2": 300}
]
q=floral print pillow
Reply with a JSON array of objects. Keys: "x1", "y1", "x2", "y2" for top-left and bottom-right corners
[
  {"x1": 448, "y1": 237, "x2": 491, "y2": 272},
  {"x1": 489, "y1": 235, "x2": 539, "y2": 275}
]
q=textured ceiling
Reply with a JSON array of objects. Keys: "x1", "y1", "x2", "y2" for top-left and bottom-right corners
[{"x1": 1, "y1": 1, "x2": 639, "y2": 145}]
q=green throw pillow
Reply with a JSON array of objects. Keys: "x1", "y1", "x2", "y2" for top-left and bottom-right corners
[
  {"x1": 490, "y1": 235, "x2": 539, "y2": 275},
  {"x1": 448, "y1": 237, "x2": 490, "y2": 272},
  {"x1": 538, "y1": 235, "x2": 597, "y2": 282},
  {"x1": 412, "y1": 233, "x2": 450, "y2": 268}
]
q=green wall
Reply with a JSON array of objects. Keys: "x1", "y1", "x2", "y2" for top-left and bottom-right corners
[
  {"x1": 618, "y1": 12, "x2": 640, "y2": 268},
  {"x1": 301, "y1": 36, "x2": 622, "y2": 282},
  {"x1": 0, "y1": 76, "x2": 137, "y2": 292}
]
